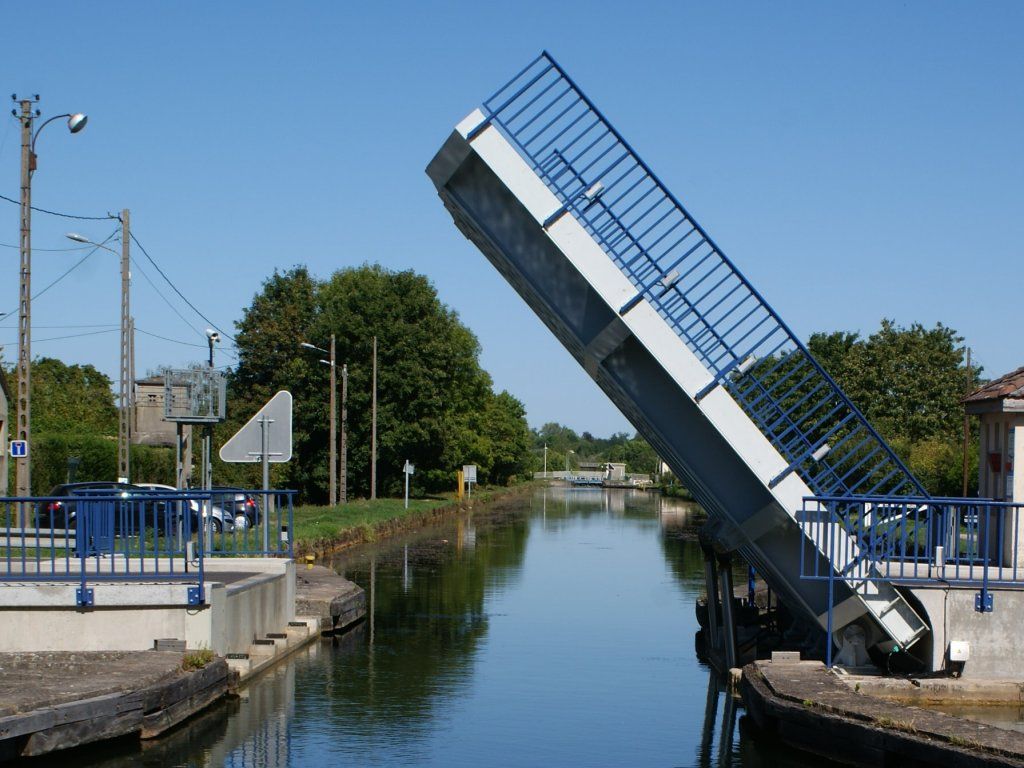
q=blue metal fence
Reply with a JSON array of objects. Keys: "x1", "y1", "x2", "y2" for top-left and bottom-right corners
[
  {"x1": 473, "y1": 52, "x2": 926, "y2": 501},
  {"x1": 0, "y1": 488, "x2": 295, "y2": 607},
  {"x1": 800, "y1": 495, "x2": 1024, "y2": 613}
]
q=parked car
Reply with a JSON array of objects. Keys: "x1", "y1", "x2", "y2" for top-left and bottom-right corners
[
  {"x1": 35, "y1": 482, "x2": 177, "y2": 532},
  {"x1": 211, "y1": 486, "x2": 261, "y2": 529},
  {"x1": 133, "y1": 483, "x2": 236, "y2": 533}
]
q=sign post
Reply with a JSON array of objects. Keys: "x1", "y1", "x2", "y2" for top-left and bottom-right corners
[
  {"x1": 403, "y1": 460, "x2": 414, "y2": 509},
  {"x1": 463, "y1": 464, "x2": 477, "y2": 499},
  {"x1": 220, "y1": 391, "x2": 293, "y2": 552}
]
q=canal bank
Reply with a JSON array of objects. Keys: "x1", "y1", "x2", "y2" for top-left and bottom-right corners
[{"x1": 291, "y1": 481, "x2": 536, "y2": 558}]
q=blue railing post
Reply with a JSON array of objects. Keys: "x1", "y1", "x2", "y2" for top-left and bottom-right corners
[
  {"x1": 826, "y1": 505, "x2": 835, "y2": 668},
  {"x1": 977, "y1": 500, "x2": 993, "y2": 613}
]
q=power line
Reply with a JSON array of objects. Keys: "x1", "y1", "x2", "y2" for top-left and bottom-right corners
[
  {"x1": 135, "y1": 326, "x2": 239, "y2": 361},
  {"x1": 0, "y1": 229, "x2": 120, "y2": 319},
  {"x1": 0, "y1": 327, "x2": 117, "y2": 345},
  {"x1": 0, "y1": 323, "x2": 117, "y2": 330},
  {"x1": 130, "y1": 255, "x2": 205, "y2": 338},
  {"x1": 135, "y1": 326, "x2": 207, "y2": 348},
  {"x1": 129, "y1": 231, "x2": 236, "y2": 342},
  {"x1": 0, "y1": 241, "x2": 98, "y2": 252},
  {"x1": 0, "y1": 191, "x2": 115, "y2": 221}
]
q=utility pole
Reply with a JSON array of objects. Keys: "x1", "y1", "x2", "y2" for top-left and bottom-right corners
[
  {"x1": 12, "y1": 95, "x2": 87, "y2": 502},
  {"x1": 329, "y1": 334, "x2": 337, "y2": 507},
  {"x1": 15, "y1": 97, "x2": 36, "y2": 499},
  {"x1": 129, "y1": 317, "x2": 135, "y2": 445},
  {"x1": 118, "y1": 209, "x2": 131, "y2": 483},
  {"x1": 371, "y1": 335, "x2": 377, "y2": 500},
  {"x1": 340, "y1": 363, "x2": 348, "y2": 504}
]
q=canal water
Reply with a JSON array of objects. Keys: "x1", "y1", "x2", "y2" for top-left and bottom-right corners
[{"x1": 78, "y1": 487, "x2": 836, "y2": 767}]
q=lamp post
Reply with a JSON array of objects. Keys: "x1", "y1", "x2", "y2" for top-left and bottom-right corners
[
  {"x1": 14, "y1": 95, "x2": 88, "y2": 498},
  {"x1": 543, "y1": 443, "x2": 548, "y2": 477},
  {"x1": 301, "y1": 338, "x2": 339, "y2": 506},
  {"x1": 565, "y1": 449, "x2": 574, "y2": 475},
  {"x1": 67, "y1": 219, "x2": 132, "y2": 483}
]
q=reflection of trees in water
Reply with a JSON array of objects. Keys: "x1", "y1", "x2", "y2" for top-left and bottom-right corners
[{"x1": 308, "y1": 509, "x2": 531, "y2": 748}]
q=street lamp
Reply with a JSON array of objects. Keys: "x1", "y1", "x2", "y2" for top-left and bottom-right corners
[
  {"x1": 300, "y1": 337, "x2": 344, "y2": 506},
  {"x1": 565, "y1": 449, "x2": 574, "y2": 475},
  {"x1": 543, "y1": 443, "x2": 548, "y2": 477},
  {"x1": 14, "y1": 95, "x2": 89, "y2": 498},
  {"x1": 66, "y1": 224, "x2": 133, "y2": 482}
]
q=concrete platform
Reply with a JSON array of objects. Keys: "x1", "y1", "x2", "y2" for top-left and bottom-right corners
[
  {"x1": 742, "y1": 659, "x2": 1024, "y2": 767},
  {"x1": 0, "y1": 651, "x2": 229, "y2": 760},
  {"x1": 294, "y1": 564, "x2": 366, "y2": 633},
  {"x1": 0, "y1": 558, "x2": 295, "y2": 655}
]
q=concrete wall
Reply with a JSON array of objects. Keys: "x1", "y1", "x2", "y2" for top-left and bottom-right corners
[
  {"x1": 0, "y1": 558, "x2": 295, "y2": 655},
  {"x1": 907, "y1": 583, "x2": 1024, "y2": 678}
]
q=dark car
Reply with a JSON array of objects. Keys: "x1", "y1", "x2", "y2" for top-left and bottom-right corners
[
  {"x1": 211, "y1": 487, "x2": 261, "y2": 529},
  {"x1": 34, "y1": 482, "x2": 182, "y2": 533}
]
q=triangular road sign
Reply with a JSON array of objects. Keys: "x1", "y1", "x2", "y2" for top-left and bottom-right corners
[{"x1": 219, "y1": 391, "x2": 293, "y2": 463}]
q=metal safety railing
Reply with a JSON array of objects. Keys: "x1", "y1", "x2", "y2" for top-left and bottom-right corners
[
  {"x1": 800, "y1": 495, "x2": 1024, "y2": 613},
  {"x1": 474, "y1": 52, "x2": 926, "y2": 501},
  {"x1": 0, "y1": 488, "x2": 295, "y2": 607},
  {"x1": 203, "y1": 488, "x2": 295, "y2": 558}
]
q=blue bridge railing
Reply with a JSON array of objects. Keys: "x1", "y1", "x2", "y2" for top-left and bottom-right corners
[
  {"x1": 475, "y1": 52, "x2": 926, "y2": 501},
  {"x1": 0, "y1": 488, "x2": 295, "y2": 607},
  {"x1": 800, "y1": 495, "x2": 1024, "y2": 616}
]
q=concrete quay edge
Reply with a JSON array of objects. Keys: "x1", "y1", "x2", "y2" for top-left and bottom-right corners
[{"x1": 741, "y1": 660, "x2": 1024, "y2": 767}]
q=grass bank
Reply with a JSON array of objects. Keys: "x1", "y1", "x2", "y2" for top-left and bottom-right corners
[{"x1": 291, "y1": 482, "x2": 534, "y2": 558}]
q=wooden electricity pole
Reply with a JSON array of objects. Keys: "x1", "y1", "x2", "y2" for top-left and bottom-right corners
[
  {"x1": 340, "y1": 363, "x2": 348, "y2": 504},
  {"x1": 370, "y1": 335, "x2": 378, "y2": 500},
  {"x1": 15, "y1": 97, "x2": 35, "y2": 499},
  {"x1": 118, "y1": 209, "x2": 131, "y2": 482},
  {"x1": 329, "y1": 334, "x2": 337, "y2": 507}
]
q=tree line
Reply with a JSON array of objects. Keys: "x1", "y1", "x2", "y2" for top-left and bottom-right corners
[{"x1": 2, "y1": 291, "x2": 984, "y2": 501}]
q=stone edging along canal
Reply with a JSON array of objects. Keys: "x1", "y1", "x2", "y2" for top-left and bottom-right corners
[
  {"x1": 741, "y1": 659, "x2": 1024, "y2": 767},
  {"x1": 292, "y1": 482, "x2": 537, "y2": 560}
]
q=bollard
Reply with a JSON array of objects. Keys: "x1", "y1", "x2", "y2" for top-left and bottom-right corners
[{"x1": 305, "y1": 554, "x2": 315, "y2": 570}]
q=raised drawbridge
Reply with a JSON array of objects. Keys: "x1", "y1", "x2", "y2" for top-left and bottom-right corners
[{"x1": 427, "y1": 52, "x2": 930, "y2": 651}]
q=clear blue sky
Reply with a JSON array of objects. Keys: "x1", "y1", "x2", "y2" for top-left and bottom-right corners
[{"x1": 1, "y1": 2, "x2": 1020, "y2": 436}]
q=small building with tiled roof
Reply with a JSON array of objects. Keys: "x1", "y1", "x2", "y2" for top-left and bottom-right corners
[{"x1": 965, "y1": 365, "x2": 1023, "y2": 504}]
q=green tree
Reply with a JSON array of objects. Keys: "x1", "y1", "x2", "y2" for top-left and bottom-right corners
[
  {"x1": 809, "y1": 320, "x2": 974, "y2": 444},
  {"x1": 224, "y1": 264, "x2": 532, "y2": 501},
  {"x1": 807, "y1": 320, "x2": 979, "y2": 496},
  {"x1": 30, "y1": 357, "x2": 117, "y2": 435}
]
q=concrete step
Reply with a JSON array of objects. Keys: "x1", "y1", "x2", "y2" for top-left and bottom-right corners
[
  {"x1": 249, "y1": 639, "x2": 276, "y2": 657},
  {"x1": 225, "y1": 653, "x2": 251, "y2": 675},
  {"x1": 264, "y1": 633, "x2": 289, "y2": 650}
]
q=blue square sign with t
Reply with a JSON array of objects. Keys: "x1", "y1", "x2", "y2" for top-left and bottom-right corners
[{"x1": 9, "y1": 440, "x2": 27, "y2": 458}]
